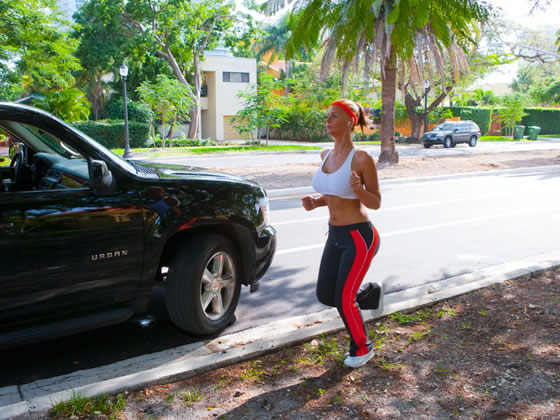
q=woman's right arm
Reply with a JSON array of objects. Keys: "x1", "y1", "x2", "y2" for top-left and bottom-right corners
[
  {"x1": 302, "y1": 195, "x2": 327, "y2": 211},
  {"x1": 302, "y1": 149, "x2": 330, "y2": 211}
]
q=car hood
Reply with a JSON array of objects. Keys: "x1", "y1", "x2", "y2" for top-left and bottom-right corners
[{"x1": 132, "y1": 160, "x2": 258, "y2": 186}]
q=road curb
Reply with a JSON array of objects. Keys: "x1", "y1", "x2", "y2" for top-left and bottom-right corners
[
  {"x1": 2, "y1": 251, "x2": 559, "y2": 419},
  {"x1": 266, "y1": 164, "x2": 560, "y2": 199}
]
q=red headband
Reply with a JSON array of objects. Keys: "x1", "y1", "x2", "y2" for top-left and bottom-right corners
[{"x1": 331, "y1": 101, "x2": 358, "y2": 126}]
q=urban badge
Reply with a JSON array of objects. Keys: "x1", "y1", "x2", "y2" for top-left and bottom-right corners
[{"x1": 91, "y1": 250, "x2": 128, "y2": 261}]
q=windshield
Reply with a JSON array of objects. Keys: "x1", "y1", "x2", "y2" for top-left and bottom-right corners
[{"x1": 433, "y1": 123, "x2": 456, "y2": 131}]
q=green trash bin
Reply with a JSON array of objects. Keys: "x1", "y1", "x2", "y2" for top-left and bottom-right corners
[
  {"x1": 513, "y1": 125, "x2": 525, "y2": 140},
  {"x1": 527, "y1": 126, "x2": 541, "y2": 140}
]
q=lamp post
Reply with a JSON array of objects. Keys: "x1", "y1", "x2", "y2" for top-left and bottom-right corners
[
  {"x1": 119, "y1": 63, "x2": 132, "y2": 159},
  {"x1": 424, "y1": 79, "x2": 430, "y2": 134}
]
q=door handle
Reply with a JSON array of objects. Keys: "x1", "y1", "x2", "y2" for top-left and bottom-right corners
[{"x1": 0, "y1": 222, "x2": 14, "y2": 230}]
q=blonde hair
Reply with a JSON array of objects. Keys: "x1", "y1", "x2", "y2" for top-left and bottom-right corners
[{"x1": 332, "y1": 98, "x2": 371, "y2": 133}]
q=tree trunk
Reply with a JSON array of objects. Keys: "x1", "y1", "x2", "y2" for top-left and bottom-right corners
[
  {"x1": 378, "y1": 46, "x2": 399, "y2": 168},
  {"x1": 285, "y1": 58, "x2": 290, "y2": 96},
  {"x1": 168, "y1": 115, "x2": 177, "y2": 148},
  {"x1": 188, "y1": 53, "x2": 201, "y2": 139},
  {"x1": 160, "y1": 111, "x2": 166, "y2": 150},
  {"x1": 149, "y1": 114, "x2": 157, "y2": 148},
  {"x1": 266, "y1": 126, "x2": 269, "y2": 146},
  {"x1": 408, "y1": 87, "x2": 454, "y2": 138},
  {"x1": 403, "y1": 90, "x2": 423, "y2": 140},
  {"x1": 88, "y1": 72, "x2": 104, "y2": 120}
]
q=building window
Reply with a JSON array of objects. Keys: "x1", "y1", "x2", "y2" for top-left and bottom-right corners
[{"x1": 223, "y1": 72, "x2": 249, "y2": 83}]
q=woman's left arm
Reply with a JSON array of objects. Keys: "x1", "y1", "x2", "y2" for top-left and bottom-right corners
[{"x1": 350, "y1": 150, "x2": 381, "y2": 210}]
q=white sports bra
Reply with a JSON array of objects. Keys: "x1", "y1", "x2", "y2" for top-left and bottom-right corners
[{"x1": 312, "y1": 148, "x2": 358, "y2": 199}]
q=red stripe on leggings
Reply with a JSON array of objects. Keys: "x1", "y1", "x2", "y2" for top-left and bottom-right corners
[
  {"x1": 354, "y1": 226, "x2": 379, "y2": 288},
  {"x1": 341, "y1": 229, "x2": 376, "y2": 356}
]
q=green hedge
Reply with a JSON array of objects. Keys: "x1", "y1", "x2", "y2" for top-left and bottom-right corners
[
  {"x1": 100, "y1": 98, "x2": 152, "y2": 124},
  {"x1": 74, "y1": 120, "x2": 151, "y2": 149},
  {"x1": 521, "y1": 108, "x2": 560, "y2": 134},
  {"x1": 443, "y1": 106, "x2": 492, "y2": 135},
  {"x1": 269, "y1": 108, "x2": 329, "y2": 142}
]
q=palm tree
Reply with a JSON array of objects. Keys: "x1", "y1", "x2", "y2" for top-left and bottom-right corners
[
  {"x1": 254, "y1": 14, "x2": 314, "y2": 95},
  {"x1": 265, "y1": 0, "x2": 489, "y2": 166}
]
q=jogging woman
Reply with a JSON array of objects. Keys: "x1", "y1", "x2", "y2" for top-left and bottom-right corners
[{"x1": 302, "y1": 98, "x2": 383, "y2": 368}]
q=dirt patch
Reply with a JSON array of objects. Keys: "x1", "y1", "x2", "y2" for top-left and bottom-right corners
[
  {"x1": 112, "y1": 269, "x2": 558, "y2": 419},
  {"x1": 212, "y1": 149, "x2": 560, "y2": 190},
  {"x1": 19, "y1": 270, "x2": 558, "y2": 419}
]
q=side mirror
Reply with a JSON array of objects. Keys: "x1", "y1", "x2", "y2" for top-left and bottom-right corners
[
  {"x1": 89, "y1": 159, "x2": 113, "y2": 195},
  {"x1": 453, "y1": 128, "x2": 459, "y2": 132},
  {"x1": 8, "y1": 143, "x2": 23, "y2": 160}
]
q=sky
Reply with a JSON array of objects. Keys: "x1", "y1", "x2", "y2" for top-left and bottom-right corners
[
  {"x1": 237, "y1": 0, "x2": 559, "y2": 87},
  {"x1": 239, "y1": 0, "x2": 560, "y2": 26},
  {"x1": 479, "y1": 0, "x2": 560, "y2": 86},
  {"x1": 489, "y1": 0, "x2": 560, "y2": 26}
]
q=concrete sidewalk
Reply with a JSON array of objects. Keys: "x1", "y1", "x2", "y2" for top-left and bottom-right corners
[{"x1": 2, "y1": 248, "x2": 559, "y2": 419}]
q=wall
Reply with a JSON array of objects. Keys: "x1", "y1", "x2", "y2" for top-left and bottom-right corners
[
  {"x1": 200, "y1": 52, "x2": 256, "y2": 141},
  {"x1": 201, "y1": 71, "x2": 216, "y2": 139}
]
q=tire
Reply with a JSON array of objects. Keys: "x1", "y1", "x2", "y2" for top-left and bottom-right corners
[
  {"x1": 469, "y1": 135, "x2": 478, "y2": 147},
  {"x1": 443, "y1": 136, "x2": 453, "y2": 148},
  {"x1": 423, "y1": 143, "x2": 432, "y2": 148},
  {"x1": 166, "y1": 234, "x2": 241, "y2": 336}
]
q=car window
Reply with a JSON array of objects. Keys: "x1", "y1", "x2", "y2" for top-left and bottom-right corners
[
  {"x1": 1, "y1": 121, "x2": 83, "y2": 159},
  {"x1": 0, "y1": 120, "x2": 89, "y2": 192},
  {"x1": 434, "y1": 123, "x2": 455, "y2": 131}
]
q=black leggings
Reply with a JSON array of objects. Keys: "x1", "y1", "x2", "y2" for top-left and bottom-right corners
[{"x1": 316, "y1": 222, "x2": 380, "y2": 357}]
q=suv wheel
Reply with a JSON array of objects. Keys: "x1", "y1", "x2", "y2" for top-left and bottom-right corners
[
  {"x1": 443, "y1": 136, "x2": 453, "y2": 148},
  {"x1": 468, "y1": 135, "x2": 478, "y2": 147},
  {"x1": 166, "y1": 234, "x2": 241, "y2": 336}
]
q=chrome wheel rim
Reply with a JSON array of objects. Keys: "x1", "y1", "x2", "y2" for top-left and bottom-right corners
[{"x1": 199, "y1": 251, "x2": 236, "y2": 320}]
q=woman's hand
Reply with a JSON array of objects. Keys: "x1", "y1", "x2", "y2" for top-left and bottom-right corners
[
  {"x1": 302, "y1": 195, "x2": 317, "y2": 211},
  {"x1": 349, "y1": 170, "x2": 362, "y2": 193}
]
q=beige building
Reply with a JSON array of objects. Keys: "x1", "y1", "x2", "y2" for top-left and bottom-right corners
[{"x1": 200, "y1": 47, "x2": 257, "y2": 141}]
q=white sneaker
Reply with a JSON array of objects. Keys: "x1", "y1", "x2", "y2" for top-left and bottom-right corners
[{"x1": 343, "y1": 349, "x2": 374, "y2": 368}]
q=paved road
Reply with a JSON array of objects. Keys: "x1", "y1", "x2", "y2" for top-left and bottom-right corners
[
  {"x1": 233, "y1": 164, "x2": 560, "y2": 330},
  {"x1": 137, "y1": 139, "x2": 560, "y2": 168},
  {"x1": 3, "y1": 165, "x2": 558, "y2": 389}
]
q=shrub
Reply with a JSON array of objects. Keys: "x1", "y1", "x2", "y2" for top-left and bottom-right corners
[
  {"x1": 354, "y1": 132, "x2": 379, "y2": 142},
  {"x1": 269, "y1": 105, "x2": 328, "y2": 142},
  {"x1": 521, "y1": 108, "x2": 560, "y2": 135},
  {"x1": 74, "y1": 120, "x2": 150, "y2": 148},
  {"x1": 443, "y1": 106, "x2": 492, "y2": 135},
  {"x1": 100, "y1": 98, "x2": 152, "y2": 124},
  {"x1": 154, "y1": 137, "x2": 217, "y2": 148}
]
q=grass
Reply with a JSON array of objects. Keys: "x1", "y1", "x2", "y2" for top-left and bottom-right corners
[
  {"x1": 178, "y1": 388, "x2": 203, "y2": 405},
  {"x1": 50, "y1": 391, "x2": 126, "y2": 419},
  {"x1": 303, "y1": 333, "x2": 345, "y2": 365},
  {"x1": 480, "y1": 135, "x2": 559, "y2": 141},
  {"x1": 111, "y1": 144, "x2": 321, "y2": 158},
  {"x1": 240, "y1": 360, "x2": 266, "y2": 382},
  {"x1": 480, "y1": 136, "x2": 521, "y2": 141},
  {"x1": 388, "y1": 310, "x2": 434, "y2": 325},
  {"x1": 353, "y1": 141, "x2": 381, "y2": 145}
]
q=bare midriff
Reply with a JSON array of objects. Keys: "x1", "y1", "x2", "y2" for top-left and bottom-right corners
[{"x1": 326, "y1": 195, "x2": 370, "y2": 226}]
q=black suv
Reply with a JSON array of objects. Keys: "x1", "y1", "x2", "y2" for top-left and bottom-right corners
[
  {"x1": 0, "y1": 103, "x2": 276, "y2": 349},
  {"x1": 422, "y1": 120, "x2": 481, "y2": 148}
]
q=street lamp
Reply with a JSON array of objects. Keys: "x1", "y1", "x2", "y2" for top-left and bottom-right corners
[
  {"x1": 119, "y1": 63, "x2": 132, "y2": 159},
  {"x1": 424, "y1": 79, "x2": 430, "y2": 134}
]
